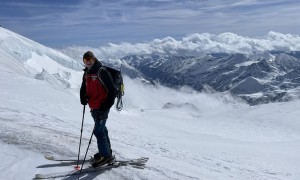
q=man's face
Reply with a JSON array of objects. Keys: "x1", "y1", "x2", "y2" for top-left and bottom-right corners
[{"x1": 83, "y1": 57, "x2": 95, "y2": 69}]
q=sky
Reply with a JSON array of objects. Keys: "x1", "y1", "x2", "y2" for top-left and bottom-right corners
[{"x1": 1, "y1": 0, "x2": 300, "y2": 48}]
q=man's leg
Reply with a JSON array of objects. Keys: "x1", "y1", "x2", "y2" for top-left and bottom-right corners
[
  {"x1": 91, "y1": 110, "x2": 111, "y2": 157},
  {"x1": 104, "y1": 126, "x2": 112, "y2": 155}
]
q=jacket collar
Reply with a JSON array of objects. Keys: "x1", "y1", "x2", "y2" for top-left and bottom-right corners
[{"x1": 83, "y1": 58, "x2": 102, "y2": 72}]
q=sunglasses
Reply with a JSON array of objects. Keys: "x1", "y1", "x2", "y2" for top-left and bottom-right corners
[{"x1": 83, "y1": 57, "x2": 94, "y2": 63}]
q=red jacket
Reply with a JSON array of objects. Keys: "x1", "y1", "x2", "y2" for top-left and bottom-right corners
[
  {"x1": 80, "y1": 60, "x2": 116, "y2": 110},
  {"x1": 85, "y1": 73, "x2": 107, "y2": 109}
]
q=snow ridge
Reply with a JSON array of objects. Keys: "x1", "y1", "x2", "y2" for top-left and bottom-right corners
[{"x1": 0, "y1": 27, "x2": 82, "y2": 89}]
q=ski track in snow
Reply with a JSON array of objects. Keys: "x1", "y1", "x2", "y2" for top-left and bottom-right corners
[
  {"x1": 1, "y1": 103, "x2": 299, "y2": 180},
  {"x1": 0, "y1": 111, "x2": 98, "y2": 159},
  {"x1": 109, "y1": 110, "x2": 299, "y2": 180}
]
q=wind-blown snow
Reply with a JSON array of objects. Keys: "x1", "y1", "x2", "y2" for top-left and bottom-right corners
[{"x1": 1, "y1": 27, "x2": 300, "y2": 180}]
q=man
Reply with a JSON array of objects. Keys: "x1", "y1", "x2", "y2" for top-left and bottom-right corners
[{"x1": 80, "y1": 51, "x2": 116, "y2": 167}]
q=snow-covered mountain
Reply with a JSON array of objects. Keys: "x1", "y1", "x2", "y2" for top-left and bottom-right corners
[
  {"x1": 1, "y1": 27, "x2": 300, "y2": 180},
  {"x1": 0, "y1": 27, "x2": 83, "y2": 89},
  {"x1": 121, "y1": 52, "x2": 300, "y2": 105}
]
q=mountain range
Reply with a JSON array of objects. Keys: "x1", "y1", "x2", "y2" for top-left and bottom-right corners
[{"x1": 120, "y1": 52, "x2": 300, "y2": 105}]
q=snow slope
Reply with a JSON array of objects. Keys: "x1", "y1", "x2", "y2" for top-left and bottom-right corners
[{"x1": 1, "y1": 27, "x2": 300, "y2": 180}]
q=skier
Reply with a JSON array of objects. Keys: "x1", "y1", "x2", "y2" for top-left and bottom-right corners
[{"x1": 80, "y1": 51, "x2": 116, "y2": 167}]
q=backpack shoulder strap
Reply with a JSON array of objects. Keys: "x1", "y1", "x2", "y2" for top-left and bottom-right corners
[{"x1": 99, "y1": 66, "x2": 115, "y2": 85}]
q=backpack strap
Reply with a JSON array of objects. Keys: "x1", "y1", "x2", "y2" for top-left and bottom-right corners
[{"x1": 98, "y1": 66, "x2": 117, "y2": 91}]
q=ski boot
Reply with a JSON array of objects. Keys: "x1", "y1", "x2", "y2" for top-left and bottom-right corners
[{"x1": 92, "y1": 153, "x2": 115, "y2": 168}]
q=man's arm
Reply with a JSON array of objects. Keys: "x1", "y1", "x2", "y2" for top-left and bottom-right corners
[{"x1": 80, "y1": 74, "x2": 88, "y2": 105}]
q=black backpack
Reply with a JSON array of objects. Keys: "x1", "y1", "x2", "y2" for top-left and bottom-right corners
[{"x1": 102, "y1": 66, "x2": 125, "y2": 111}]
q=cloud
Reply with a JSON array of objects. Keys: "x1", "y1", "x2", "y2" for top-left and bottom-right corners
[
  {"x1": 123, "y1": 76, "x2": 242, "y2": 112},
  {"x1": 60, "y1": 31, "x2": 300, "y2": 61}
]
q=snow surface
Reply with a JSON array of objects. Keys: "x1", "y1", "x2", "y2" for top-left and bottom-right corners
[{"x1": 1, "y1": 27, "x2": 300, "y2": 180}]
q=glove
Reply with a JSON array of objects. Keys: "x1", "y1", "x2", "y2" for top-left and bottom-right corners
[
  {"x1": 99, "y1": 104, "x2": 108, "y2": 110},
  {"x1": 80, "y1": 96, "x2": 88, "y2": 105},
  {"x1": 99, "y1": 98, "x2": 115, "y2": 110},
  {"x1": 80, "y1": 99, "x2": 88, "y2": 105}
]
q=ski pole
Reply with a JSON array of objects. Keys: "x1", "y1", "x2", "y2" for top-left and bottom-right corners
[
  {"x1": 79, "y1": 127, "x2": 94, "y2": 175},
  {"x1": 75, "y1": 105, "x2": 86, "y2": 170}
]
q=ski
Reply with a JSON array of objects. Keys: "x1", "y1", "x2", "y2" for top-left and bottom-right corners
[
  {"x1": 44, "y1": 155, "x2": 88, "y2": 162},
  {"x1": 36, "y1": 157, "x2": 148, "y2": 179}
]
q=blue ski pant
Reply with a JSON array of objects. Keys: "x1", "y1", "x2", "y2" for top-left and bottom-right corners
[{"x1": 91, "y1": 109, "x2": 111, "y2": 157}]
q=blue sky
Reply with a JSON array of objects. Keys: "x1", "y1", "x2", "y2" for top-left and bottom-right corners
[{"x1": 1, "y1": 0, "x2": 300, "y2": 47}]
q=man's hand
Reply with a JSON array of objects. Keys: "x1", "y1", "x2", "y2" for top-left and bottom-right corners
[{"x1": 80, "y1": 96, "x2": 88, "y2": 105}]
